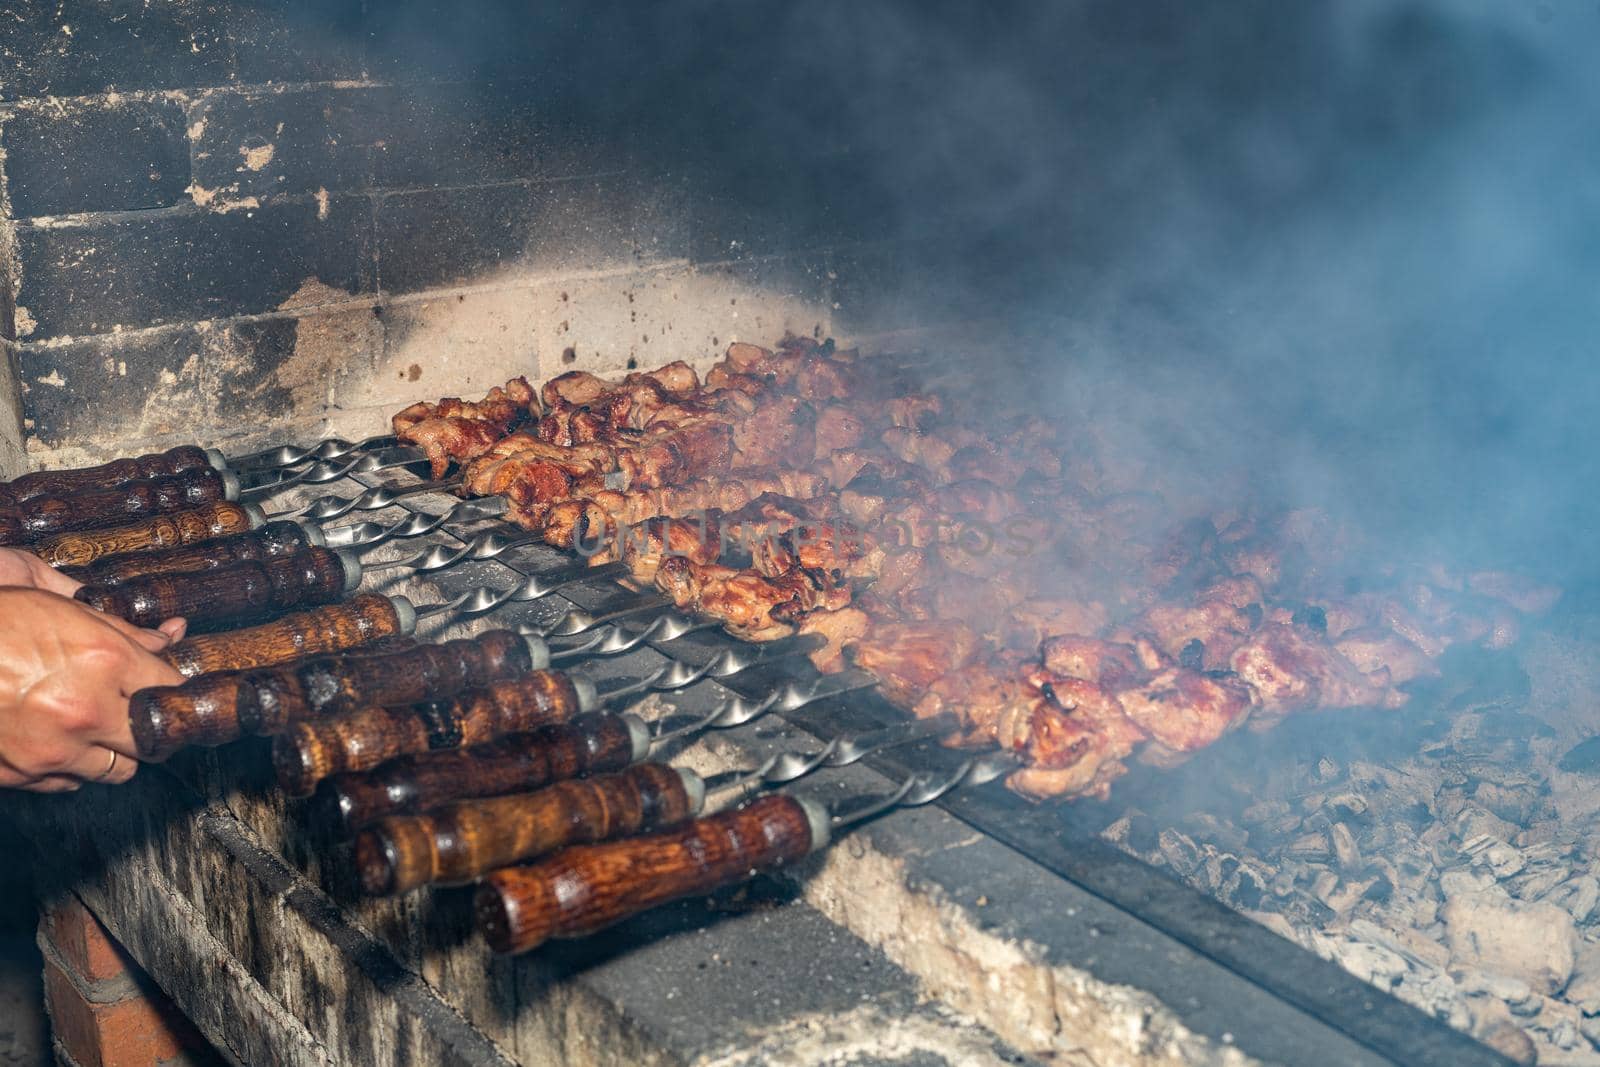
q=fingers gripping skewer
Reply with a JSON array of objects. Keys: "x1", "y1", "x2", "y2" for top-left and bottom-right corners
[{"x1": 473, "y1": 751, "x2": 1016, "y2": 955}]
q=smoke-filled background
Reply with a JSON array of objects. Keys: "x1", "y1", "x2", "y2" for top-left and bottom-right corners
[
  {"x1": 377, "y1": 0, "x2": 1594, "y2": 583},
  {"x1": 626, "y1": 0, "x2": 1597, "y2": 587}
]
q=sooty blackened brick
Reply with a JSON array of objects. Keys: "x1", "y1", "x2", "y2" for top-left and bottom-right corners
[
  {"x1": 209, "y1": 307, "x2": 382, "y2": 427},
  {"x1": 190, "y1": 82, "x2": 600, "y2": 204},
  {"x1": 0, "y1": 1, "x2": 363, "y2": 101},
  {"x1": 18, "y1": 327, "x2": 212, "y2": 451},
  {"x1": 375, "y1": 176, "x2": 634, "y2": 294},
  {"x1": 0, "y1": 2, "x2": 231, "y2": 100},
  {"x1": 228, "y1": 0, "x2": 364, "y2": 86},
  {"x1": 14, "y1": 197, "x2": 376, "y2": 339},
  {"x1": 371, "y1": 83, "x2": 606, "y2": 190},
  {"x1": 190, "y1": 87, "x2": 379, "y2": 202},
  {"x1": 363, "y1": 1, "x2": 563, "y2": 83},
  {"x1": 2, "y1": 100, "x2": 191, "y2": 218}
]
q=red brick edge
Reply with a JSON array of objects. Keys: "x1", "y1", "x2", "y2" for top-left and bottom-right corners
[{"x1": 39, "y1": 894, "x2": 214, "y2": 1067}]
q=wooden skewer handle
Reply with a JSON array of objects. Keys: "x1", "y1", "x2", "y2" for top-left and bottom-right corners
[
  {"x1": 31, "y1": 502, "x2": 262, "y2": 568},
  {"x1": 58, "y1": 520, "x2": 318, "y2": 586},
  {"x1": 272, "y1": 670, "x2": 595, "y2": 797},
  {"x1": 356, "y1": 762, "x2": 702, "y2": 895},
  {"x1": 283, "y1": 628, "x2": 544, "y2": 722},
  {"x1": 77, "y1": 547, "x2": 358, "y2": 630},
  {"x1": 129, "y1": 627, "x2": 526, "y2": 760},
  {"x1": 320, "y1": 711, "x2": 646, "y2": 833},
  {"x1": 0, "y1": 467, "x2": 234, "y2": 545},
  {"x1": 0, "y1": 446, "x2": 219, "y2": 507},
  {"x1": 475, "y1": 793, "x2": 828, "y2": 955},
  {"x1": 160, "y1": 593, "x2": 411, "y2": 680},
  {"x1": 129, "y1": 632, "x2": 424, "y2": 760}
]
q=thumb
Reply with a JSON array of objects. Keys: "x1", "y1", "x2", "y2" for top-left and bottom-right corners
[{"x1": 157, "y1": 617, "x2": 188, "y2": 643}]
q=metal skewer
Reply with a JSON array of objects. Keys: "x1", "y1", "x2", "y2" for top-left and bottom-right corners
[
  {"x1": 239, "y1": 447, "x2": 438, "y2": 502},
  {"x1": 474, "y1": 745, "x2": 1018, "y2": 954},
  {"x1": 320, "y1": 669, "x2": 883, "y2": 833},
  {"x1": 327, "y1": 499, "x2": 510, "y2": 552},
  {"x1": 228, "y1": 434, "x2": 400, "y2": 472},
  {"x1": 352, "y1": 714, "x2": 963, "y2": 896},
  {"x1": 585, "y1": 633, "x2": 829, "y2": 704},
  {"x1": 267, "y1": 475, "x2": 465, "y2": 522}
]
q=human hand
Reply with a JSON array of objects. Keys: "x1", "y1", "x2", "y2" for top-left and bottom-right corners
[
  {"x1": 0, "y1": 547, "x2": 83, "y2": 597},
  {"x1": 0, "y1": 589, "x2": 186, "y2": 792},
  {"x1": 0, "y1": 548, "x2": 187, "y2": 643}
]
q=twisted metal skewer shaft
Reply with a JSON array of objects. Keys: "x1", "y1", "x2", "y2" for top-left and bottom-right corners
[
  {"x1": 703, "y1": 714, "x2": 960, "y2": 798},
  {"x1": 271, "y1": 476, "x2": 464, "y2": 522},
  {"x1": 829, "y1": 750, "x2": 1018, "y2": 830},
  {"x1": 229, "y1": 434, "x2": 398, "y2": 472},
  {"x1": 328, "y1": 499, "x2": 510, "y2": 554},
  {"x1": 239, "y1": 447, "x2": 427, "y2": 499}
]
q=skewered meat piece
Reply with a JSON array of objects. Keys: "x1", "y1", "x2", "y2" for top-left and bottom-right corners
[
  {"x1": 731, "y1": 396, "x2": 816, "y2": 469},
  {"x1": 847, "y1": 622, "x2": 981, "y2": 707},
  {"x1": 613, "y1": 420, "x2": 733, "y2": 489},
  {"x1": 392, "y1": 377, "x2": 535, "y2": 477},
  {"x1": 1040, "y1": 636, "x2": 1143, "y2": 689},
  {"x1": 1000, "y1": 599, "x2": 1112, "y2": 653},
  {"x1": 886, "y1": 393, "x2": 942, "y2": 430},
  {"x1": 797, "y1": 607, "x2": 870, "y2": 672},
  {"x1": 613, "y1": 512, "x2": 727, "y2": 584},
  {"x1": 751, "y1": 521, "x2": 883, "y2": 583},
  {"x1": 1117, "y1": 668, "x2": 1253, "y2": 765},
  {"x1": 998, "y1": 675, "x2": 1145, "y2": 801},
  {"x1": 812, "y1": 405, "x2": 870, "y2": 458},
  {"x1": 1333, "y1": 627, "x2": 1438, "y2": 686},
  {"x1": 543, "y1": 473, "x2": 830, "y2": 552},
  {"x1": 912, "y1": 658, "x2": 1036, "y2": 745},
  {"x1": 1125, "y1": 577, "x2": 1262, "y2": 670},
  {"x1": 654, "y1": 558, "x2": 849, "y2": 641},
  {"x1": 1230, "y1": 622, "x2": 1404, "y2": 729}
]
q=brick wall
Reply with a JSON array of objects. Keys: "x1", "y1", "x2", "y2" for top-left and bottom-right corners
[
  {"x1": 39, "y1": 894, "x2": 219, "y2": 1067},
  {"x1": 0, "y1": 2, "x2": 927, "y2": 476}
]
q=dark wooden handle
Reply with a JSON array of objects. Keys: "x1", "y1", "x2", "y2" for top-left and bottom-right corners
[
  {"x1": 128, "y1": 671, "x2": 258, "y2": 761},
  {"x1": 319, "y1": 712, "x2": 643, "y2": 834},
  {"x1": 272, "y1": 671, "x2": 584, "y2": 796},
  {"x1": 130, "y1": 632, "x2": 426, "y2": 760},
  {"x1": 77, "y1": 546, "x2": 354, "y2": 630},
  {"x1": 161, "y1": 593, "x2": 407, "y2": 679},
  {"x1": 31, "y1": 502, "x2": 260, "y2": 568},
  {"x1": 2, "y1": 467, "x2": 231, "y2": 544},
  {"x1": 0, "y1": 446, "x2": 215, "y2": 506},
  {"x1": 289, "y1": 629, "x2": 536, "y2": 721},
  {"x1": 356, "y1": 763, "x2": 699, "y2": 895},
  {"x1": 475, "y1": 794, "x2": 822, "y2": 955},
  {"x1": 60, "y1": 520, "x2": 314, "y2": 586}
]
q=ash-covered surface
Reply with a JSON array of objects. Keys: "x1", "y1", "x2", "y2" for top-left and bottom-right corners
[{"x1": 1073, "y1": 603, "x2": 1600, "y2": 1065}]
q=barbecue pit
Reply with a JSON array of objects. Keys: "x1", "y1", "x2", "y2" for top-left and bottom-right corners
[{"x1": 1, "y1": 4, "x2": 1591, "y2": 1066}]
